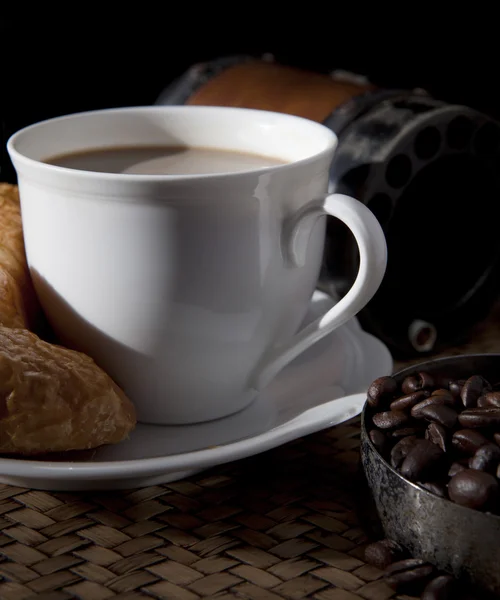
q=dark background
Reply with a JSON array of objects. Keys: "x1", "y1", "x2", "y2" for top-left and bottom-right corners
[
  {"x1": 2, "y1": 16, "x2": 497, "y2": 182},
  {"x1": 2, "y1": 16, "x2": 499, "y2": 355}
]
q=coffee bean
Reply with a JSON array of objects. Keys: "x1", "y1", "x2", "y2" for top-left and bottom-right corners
[
  {"x1": 452, "y1": 429, "x2": 489, "y2": 455},
  {"x1": 364, "y1": 541, "x2": 393, "y2": 569},
  {"x1": 477, "y1": 391, "x2": 500, "y2": 408},
  {"x1": 421, "y1": 574, "x2": 455, "y2": 600},
  {"x1": 461, "y1": 375, "x2": 491, "y2": 408},
  {"x1": 426, "y1": 422, "x2": 447, "y2": 452},
  {"x1": 411, "y1": 395, "x2": 455, "y2": 418},
  {"x1": 432, "y1": 388, "x2": 453, "y2": 396},
  {"x1": 391, "y1": 435, "x2": 418, "y2": 469},
  {"x1": 402, "y1": 372, "x2": 434, "y2": 394},
  {"x1": 459, "y1": 407, "x2": 500, "y2": 428},
  {"x1": 449, "y1": 379, "x2": 466, "y2": 398},
  {"x1": 420, "y1": 372, "x2": 435, "y2": 389},
  {"x1": 420, "y1": 404, "x2": 458, "y2": 429},
  {"x1": 419, "y1": 481, "x2": 448, "y2": 498},
  {"x1": 369, "y1": 538, "x2": 487, "y2": 599},
  {"x1": 400, "y1": 439, "x2": 444, "y2": 482},
  {"x1": 367, "y1": 370, "x2": 500, "y2": 517},
  {"x1": 384, "y1": 558, "x2": 434, "y2": 591},
  {"x1": 448, "y1": 469, "x2": 499, "y2": 510},
  {"x1": 369, "y1": 429, "x2": 387, "y2": 455},
  {"x1": 402, "y1": 375, "x2": 422, "y2": 394},
  {"x1": 390, "y1": 390, "x2": 430, "y2": 411},
  {"x1": 430, "y1": 389, "x2": 456, "y2": 406},
  {"x1": 449, "y1": 462, "x2": 467, "y2": 477},
  {"x1": 469, "y1": 443, "x2": 500, "y2": 473},
  {"x1": 373, "y1": 410, "x2": 411, "y2": 430},
  {"x1": 367, "y1": 376, "x2": 397, "y2": 408},
  {"x1": 364, "y1": 539, "x2": 403, "y2": 569},
  {"x1": 391, "y1": 426, "x2": 425, "y2": 438},
  {"x1": 431, "y1": 390, "x2": 459, "y2": 408}
]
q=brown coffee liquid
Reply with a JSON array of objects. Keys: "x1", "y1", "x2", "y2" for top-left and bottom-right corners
[{"x1": 44, "y1": 146, "x2": 287, "y2": 175}]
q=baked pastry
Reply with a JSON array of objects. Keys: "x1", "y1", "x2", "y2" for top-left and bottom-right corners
[
  {"x1": 0, "y1": 183, "x2": 40, "y2": 329},
  {"x1": 0, "y1": 328, "x2": 136, "y2": 454},
  {"x1": 0, "y1": 184, "x2": 136, "y2": 454}
]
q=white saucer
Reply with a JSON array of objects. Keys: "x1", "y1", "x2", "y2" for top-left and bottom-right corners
[{"x1": 0, "y1": 291, "x2": 392, "y2": 491}]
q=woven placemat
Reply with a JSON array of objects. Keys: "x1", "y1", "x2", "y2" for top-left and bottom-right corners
[
  {"x1": 0, "y1": 418, "x2": 405, "y2": 600},
  {"x1": 3, "y1": 301, "x2": 500, "y2": 600}
]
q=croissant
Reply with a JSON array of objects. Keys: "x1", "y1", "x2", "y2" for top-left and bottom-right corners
[
  {"x1": 0, "y1": 183, "x2": 39, "y2": 330},
  {"x1": 0, "y1": 184, "x2": 136, "y2": 454}
]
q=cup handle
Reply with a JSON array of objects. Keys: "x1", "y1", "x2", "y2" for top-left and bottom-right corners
[{"x1": 252, "y1": 193, "x2": 387, "y2": 391}]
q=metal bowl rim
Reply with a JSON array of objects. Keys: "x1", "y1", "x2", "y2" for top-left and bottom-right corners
[{"x1": 361, "y1": 352, "x2": 500, "y2": 522}]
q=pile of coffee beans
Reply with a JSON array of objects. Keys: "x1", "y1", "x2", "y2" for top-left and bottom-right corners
[
  {"x1": 364, "y1": 538, "x2": 485, "y2": 599},
  {"x1": 367, "y1": 372, "x2": 500, "y2": 513}
]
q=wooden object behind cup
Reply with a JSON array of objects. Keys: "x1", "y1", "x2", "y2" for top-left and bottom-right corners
[{"x1": 186, "y1": 61, "x2": 373, "y2": 123}]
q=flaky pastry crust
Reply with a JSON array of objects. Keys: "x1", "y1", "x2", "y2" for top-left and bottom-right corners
[
  {"x1": 0, "y1": 184, "x2": 136, "y2": 454},
  {"x1": 0, "y1": 183, "x2": 39, "y2": 329},
  {"x1": 0, "y1": 328, "x2": 136, "y2": 454}
]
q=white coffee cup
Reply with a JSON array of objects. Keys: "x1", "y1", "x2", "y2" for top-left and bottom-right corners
[{"x1": 7, "y1": 106, "x2": 387, "y2": 424}]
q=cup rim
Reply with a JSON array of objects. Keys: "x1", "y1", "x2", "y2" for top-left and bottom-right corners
[{"x1": 7, "y1": 105, "x2": 337, "y2": 183}]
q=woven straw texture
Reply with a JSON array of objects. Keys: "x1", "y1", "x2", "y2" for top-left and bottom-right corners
[
  {"x1": 2, "y1": 297, "x2": 500, "y2": 598},
  {"x1": 0, "y1": 418, "x2": 405, "y2": 600}
]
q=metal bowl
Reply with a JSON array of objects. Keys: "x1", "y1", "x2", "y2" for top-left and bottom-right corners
[{"x1": 360, "y1": 354, "x2": 500, "y2": 597}]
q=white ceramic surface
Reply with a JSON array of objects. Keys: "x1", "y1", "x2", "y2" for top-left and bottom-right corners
[
  {"x1": 0, "y1": 292, "x2": 392, "y2": 491},
  {"x1": 8, "y1": 106, "x2": 387, "y2": 424}
]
